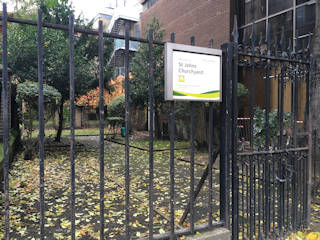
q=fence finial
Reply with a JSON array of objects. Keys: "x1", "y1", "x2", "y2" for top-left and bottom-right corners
[
  {"x1": 232, "y1": 15, "x2": 239, "y2": 44},
  {"x1": 190, "y1": 36, "x2": 195, "y2": 46},
  {"x1": 288, "y1": 38, "x2": 293, "y2": 56},
  {"x1": 242, "y1": 28, "x2": 246, "y2": 46},
  {"x1": 258, "y1": 31, "x2": 263, "y2": 52},
  {"x1": 250, "y1": 24, "x2": 255, "y2": 51},
  {"x1": 209, "y1": 39, "x2": 213, "y2": 48},
  {"x1": 274, "y1": 35, "x2": 278, "y2": 56},
  {"x1": 266, "y1": 23, "x2": 271, "y2": 52},
  {"x1": 170, "y1": 32, "x2": 175, "y2": 43},
  {"x1": 307, "y1": 33, "x2": 312, "y2": 58},
  {"x1": 280, "y1": 27, "x2": 286, "y2": 55},
  {"x1": 295, "y1": 31, "x2": 300, "y2": 53},
  {"x1": 149, "y1": 28, "x2": 154, "y2": 41}
]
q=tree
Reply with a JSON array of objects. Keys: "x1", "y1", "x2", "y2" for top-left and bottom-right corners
[
  {"x1": 6, "y1": 0, "x2": 114, "y2": 141},
  {"x1": 130, "y1": 17, "x2": 165, "y2": 138},
  {"x1": 76, "y1": 75, "x2": 124, "y2": 109},
  {"x1": 16, "y1": 81, "x2": 61, "y2": 158}
]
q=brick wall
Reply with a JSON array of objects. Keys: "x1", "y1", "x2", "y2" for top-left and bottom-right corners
[{"x1": 140, "y1": 0, "x2": 232, "y2": 48}]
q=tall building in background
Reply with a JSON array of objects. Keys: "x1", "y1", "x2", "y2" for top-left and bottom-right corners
[
  {"x1": 140, "y1": 0, "x2": 235, "y2": 48},
  {"x1": 97, "y1": 0, "x2": 143, "y2": 76},
  {"x1": 237, "y1": 0, "x2": 316, "y2": 48}
]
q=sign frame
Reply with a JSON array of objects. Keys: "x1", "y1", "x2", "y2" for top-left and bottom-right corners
[{"x1": 164, "y1": 42, "x2": 222, "y2": 102}]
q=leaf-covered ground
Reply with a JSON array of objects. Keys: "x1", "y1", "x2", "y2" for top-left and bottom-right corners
[
  {"x1": 1, "y1": 133, "x2": 320, "y2": 239},
  {"x1": 0, "y1": 135, "x2": 220, "y2": 239},
  {"x1": 286, "y1": 186, "x2": 320, "y2": 240}
]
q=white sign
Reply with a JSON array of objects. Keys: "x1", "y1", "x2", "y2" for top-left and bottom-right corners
[{"x1": 165, "y1": 43, "x2": 222, "y2": 102}]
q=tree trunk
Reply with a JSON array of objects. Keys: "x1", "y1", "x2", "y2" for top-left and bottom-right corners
[
  {"x1": 28, "y1": 104, "x2": 33, "y2": 139},
  {"x1": 55, "y1": 100, "x2": 64, "y2": 142},
  {"x1": 154, "y1": 106, "x2": 162, "y2": 139},
  {"x1": 312, "y1": 2, "x2": 320, "y2": 158},
  {"x1": 10, "y1": 85, "x2": 22, "y2": 149}
]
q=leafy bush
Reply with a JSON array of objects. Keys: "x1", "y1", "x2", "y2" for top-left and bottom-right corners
[
  {"x1": 16, "y1": 81, "x2": 61, "y2": 107},
  {"x1": 107, "y1": 117, "x2": 124, "y2": 129},
  {"x1": 108, "y1": 96, "x2": 125, "y2": 119},
  {"x1": 16, "y1": 81, "x2": 61, "y2": 159},
  {"x1": 253, "y1": 107, "x2": 291, "y2": 149}
]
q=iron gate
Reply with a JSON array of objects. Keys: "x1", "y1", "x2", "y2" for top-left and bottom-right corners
[
  {"x1": 222, "y1": 17, "x2": 313, "y2": 239},
  {"x1": 1, "y1": 3, "x2": 228, "y2": 240}
]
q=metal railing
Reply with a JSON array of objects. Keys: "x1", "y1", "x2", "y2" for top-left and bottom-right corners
[
  {"x1": 1, "y1": 3, "x2": 315, "y2": 239},
  {"x1": 225, "y1": 16, "x2": 313, "y2": 239},
  {"x1": 1, "y1": 3, "x2": 227, "y2": 240}
]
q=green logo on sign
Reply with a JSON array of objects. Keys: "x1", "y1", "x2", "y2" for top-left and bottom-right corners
[{"x1": 178, "y1": 75, "x2": 185, "y2": 82}]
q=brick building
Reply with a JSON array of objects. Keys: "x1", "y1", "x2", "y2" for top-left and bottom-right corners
[{"x1": 140, "y1": 0, "x2": 236, "y2": 48}]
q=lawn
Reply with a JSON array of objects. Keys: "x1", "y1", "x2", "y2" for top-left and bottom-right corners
[
  {"x1": 0, "y1": 135, "x2": 220, "y2": 239},
  {"x1": 30, "y1": 127, "x2": 116, "y2": 138}
]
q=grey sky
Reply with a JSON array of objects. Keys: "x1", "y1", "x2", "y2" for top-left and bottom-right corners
[{"x1": 1, "y1": 0, "x2": 141, "y2": 22}]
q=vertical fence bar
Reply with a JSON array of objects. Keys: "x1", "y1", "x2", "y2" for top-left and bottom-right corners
[
  {"x1": 292, "y1": 63, "x2": 298, "y2": 230},
  {"x1": 272, "y1": 138, "x2": 276, "y2": 234},
  {"x1": 220, "y1": 42, "x2": 232, "y2": 228},
  {"x1": 124, "y1": 21, "x2": 131, "y2": 239},
  {"x1": 241, "y1": 163, "x2": 245, "y2": 239},
  {"x1": 68, "y1": 14, "x2": 76, "y2": 240},
  {"x1": 249, "y1": 25, "x2": 255, "y2": 240},
  {"x1": 264, "y1": 23, "x2": 271, "y2": 237},
  {"x1": 293, "y1": 67, "x2": 298, "y2": 148},
  {"x1": 306, "y1": 55, "x2": 313, "y2": 226},
  {"x1": 231, "y1": 17, "x2": 239, "y2": 240},
  {"x1": 254, "y1": 156, "x2": 257, "y2": 237},
  {"x1": 2, "y1": 3, "x2": 9, "y2": 240},
  {"x1": 278, "y1": 28, "x2": 286, "y2": 236},
  {"x1": 37, "y1": 8, "x2": 45, "y2": 240},
  {"x1": 304, "y1": 150, "x2": 308, "y2": 226},
  {"x1": 303, "y1": 39, "x2": 311, "y2": 227},
  {"x1": 148, "y1": 28, "x2": 154, "y2": 240},
  {"x1": 298, "y1": 154, "x2": 302, "y2": 226},
  {"x1": 246, "y1": 162, "x2": 249, "y2": 236},
  {"x1": 313, "y1": 130, "x2": 316, "y2": 186},
  {"x1": 258, "y1": 154, "x2": 262, "y2": 237},
  {"x1": 208, "y1": 39, "x2": 214, "y2": 227},
  {"x1": 98, "y1": 20, "x2": 105, "y2": 240},
  {"x1": 169, "y1": 32, "x2": 175, "y2": 240},
  {"x1": 305, "y1": 37, "x2": 311, "y2": 126},
  {"x1": 189, "y1": 36, "x2": 195, "y2": 235}
]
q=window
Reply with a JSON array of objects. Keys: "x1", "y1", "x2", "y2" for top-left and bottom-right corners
[
  {"x1": 296, "y1": 4, "x2": 315, "y2": 36},
  {"x1": 296, "y1": 0, "x2": 311, "y2": 5},
  {"x1": 240, "y1": 0, "x2": 266, "y2": 25},
  {"x1": 269, "y1": 11, "x2": 293, "y2": 45},
  {"x1": 238, "y1": 0, "x2": 316, "y2": 49},
  {"x1": 268, "y1": 0, "x2": 292, "y2": 15},
  {"x1": 143, "y1": 0, "x2": 159, "y2": 10}
]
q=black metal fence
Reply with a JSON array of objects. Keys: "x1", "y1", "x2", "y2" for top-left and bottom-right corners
[
  {"x1": 1, "y1": 3, "x2": 228, "y2": 240},
  {"x1": 1, "y1": 3, "x2": 316, "y2": 239},
  {"x1": 224, "y1": 17, "x2": 313, "y2": 239}
]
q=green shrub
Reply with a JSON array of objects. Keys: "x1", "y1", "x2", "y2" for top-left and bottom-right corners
[
  {"x1": 108, "y1": 96, "x2": 125, "y2": 119},
  {"x1": 253, "y1": 107, "x2": 291, "y2": 149}
]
